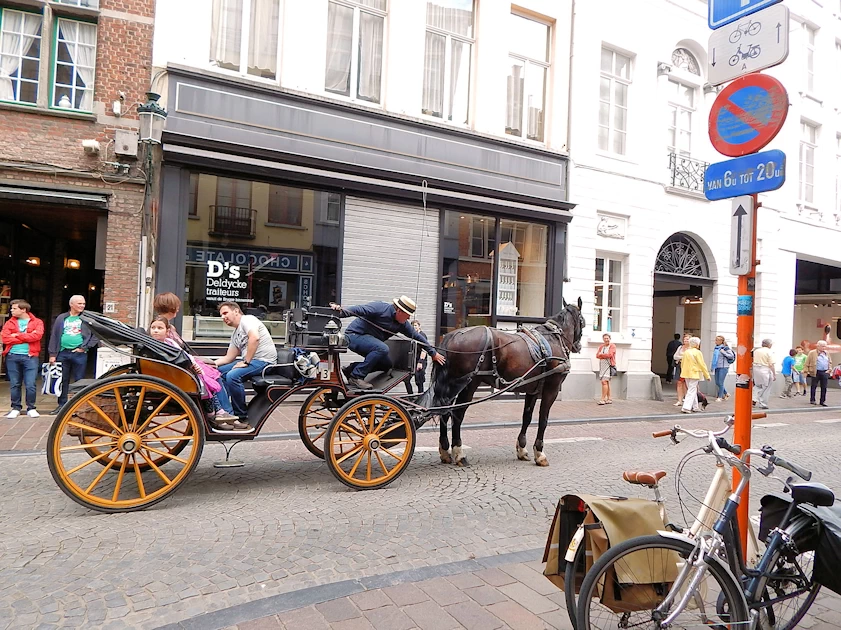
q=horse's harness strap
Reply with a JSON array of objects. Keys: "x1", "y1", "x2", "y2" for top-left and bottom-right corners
[{"x1": 469, "y1": 326, "x2": 502, "y2": 385}]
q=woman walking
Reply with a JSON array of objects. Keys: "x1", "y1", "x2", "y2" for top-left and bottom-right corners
[
  {"x1": 681, "y1": 337, "x2": 710, "y2": 414},
  {"x1": 710, "y1": 335, "x2": 735, "y2": 401},
  {"x1": 596, "y1": 333, "x2": 617, "y2": 405},
  {"x1": 672, "y1": 334, "x2": 690, "y2": 406}
]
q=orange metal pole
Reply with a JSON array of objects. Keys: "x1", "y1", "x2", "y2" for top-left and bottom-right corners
[{"x1": 733, "y1": 194, "x2": 758, "y2": 554}]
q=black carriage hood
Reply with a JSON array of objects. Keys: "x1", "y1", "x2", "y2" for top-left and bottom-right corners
[{"x1": 81, "y1": 311, "x2": 194, "y2": 370}]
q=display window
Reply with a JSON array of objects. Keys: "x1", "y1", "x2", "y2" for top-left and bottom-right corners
[
  {"x1": 440, "y1": 210, "x2": 549, "y2": 335},
  {"x1": 183, "y1": 173, "x2": 341, "y2": 341}
]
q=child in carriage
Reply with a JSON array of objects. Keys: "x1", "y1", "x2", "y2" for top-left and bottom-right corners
[{"x1": 148, "y1": 317, "x2": 242, "y2": 427}]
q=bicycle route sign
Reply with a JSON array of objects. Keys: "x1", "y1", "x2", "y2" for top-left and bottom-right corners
[
  {"x1": 708, "y1": 73, "x2": 788, "y2": 157},
  {"x1": 708, "y1": 0, "x2": 783, "y2": 30},
  {"x1": 708, "y1": 3, "x2": 789, "y2": 86},
  {"x1": 704, "y1": 149, "x2": 786, "y2": 200}
]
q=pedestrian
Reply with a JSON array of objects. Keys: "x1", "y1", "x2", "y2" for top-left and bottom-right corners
[
  {"x1": 780, "y1": 349, "x2": 797, "y2": 398},
  {"x1": 153, "y1": 292, "x2": 190, "y2": 350},
  {"x1": 596, "y1": 333, "x2": 617, "y2": 405},
  {"x1": 213, "y1": 301, "x2": 278, "y2": 428},
  {"x1": 665, "y1": 333, "x2": 681, "y2": 384},
  {"x1": 672, "y1": 333, "x2": 690, "y2": 407},
  {"x1": 1, "y1": 299, "x2": 45, "y2": 418},
  {"x1": 48, "y1": 295, "x2": 98, "y2": 414},
  {"x1": 752, "y1": 339, "x2": 776, "y2": 409},
  {"x1": 680, "y1": 337, "x2": 710, "y2": 413},
  {"x1": 405, "y1": 320, "x2": 428, "y2": 395},
  {"x1": 792, "y1": 345, "x2": 808, "y2": 396},
  {"x1": 710, "y1": 335, "x2": 735, "y2": 401},
  {"x1": 805, "y1": 340, "x2": 833, "y2": 407}
]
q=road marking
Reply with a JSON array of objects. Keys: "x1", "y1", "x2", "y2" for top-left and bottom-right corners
[
  {"x1": 754, "y1": 423, "x2": 788, "y2": 428},
  {"x1": 416, "y1": 445, "x2": 471, "y2": 452},
  {"x1": 815, "y1": 419, "x2": 841, "y2": 424},
  {"x1": 543, "y1": 437, "x2": 604, "y2": 444}
]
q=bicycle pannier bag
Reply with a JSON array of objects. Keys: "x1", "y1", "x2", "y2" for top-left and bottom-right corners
[{"x1": 801, "y1": 501, "x2": 841, "y2": 596}]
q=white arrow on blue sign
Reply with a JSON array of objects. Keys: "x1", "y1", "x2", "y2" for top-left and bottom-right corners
[
  {"x1": 709, "y1": 0, "x2": 783, "y2": 30},
  {"x1": 704, "y1": 149, "x2": 786, "y2": 200}
]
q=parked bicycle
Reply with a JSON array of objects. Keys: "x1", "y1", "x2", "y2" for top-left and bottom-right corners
[
  {"x1": 729, "y1": 20, "x2": 762, "y2": 43},
  {"x1": 576, "y1": 422, "x2": 833, "y2": 629},
  {"x1": 730, "y1": 43, "x2": 762, "y2": 66}
]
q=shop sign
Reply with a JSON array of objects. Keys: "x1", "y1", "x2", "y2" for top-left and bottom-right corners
[
  {"x1": 186, "y1": 247, "x2": 313, "y2": 275},
  {"x1": 205, "y1": 261, "x2": 252, "y2": 304},
  {"x1": 300, "y1": 276, "x2": 312, "y2": 307}
]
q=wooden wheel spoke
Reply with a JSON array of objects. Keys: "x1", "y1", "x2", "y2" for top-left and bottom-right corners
[
  {"x1": 379, "y1": 438, "x2": 408, "y2": 444},
  {"x1": 140, "y1": 414, "x2": 187, "y2": 436},
  {"x1": 310, "y1": 429, "x2": 327, "y2": 442},
  {"x1": 334, "y1": 439, "x2": 362, "y2": 445},
  {"x1": 84, "y1": 400, "x2": 124, "y2": 434},
  {"x1": 138, "y1": 450, "x2": 173, "y2": 485},
  {"x1": 368, "y1": 403, "x2": 376, "y2": 433},
  {"x1": 112, "y1": 387, "x2": 130, "y2": 432},
  {"x1": 366, "y1": 450, "x2": 372, "y2": 481},
  {"x1": 306, "y1": 421, "x2": 329, "y2": 431},
  {"x1": 85, "y1": 454, "x2": 120, "y2": 494},
  {"x1": 350, "y1": 410, "x2": 369, "y2": 434},
  {"x1": 374, "y1": 450, "x2": 390, "y2": 475},
  {"x1": 335, "y1": 443, "x2": 364, "y2": 464},
  {"x1": 142, "y1": 445, "x2": 189, "y2": 464},
  {"x1": 373, "y1": 409, "x2": 393, "y2": 434},
  {"x1": 112, "y1": 455, "x2": 129, "y2": 502},
  {"x1": 142, "y1": 435, "x2": 194, "y2": 444},
  {"x1": 377, "y1": 422, "x2": 406, "y2": 439},
  {"x1": 66, "y1": 448, "x2": 118, "y2": 475},
  {"x1": 66, "y1": 421, "x2": 115, "y2": 439},
  {"x1": 347, "y1": 449, "x2": 366, "y2": 478},
  {"x1": 380, "y1": 446, "x2": 405, "y2": 461},
  {"x1": 310, "y1": 408, "x2": 334, "y2": 419},
  {"x1": 61, "y1": 441, "x2": 118, "y2": 452},
  {"x1": 131, "y1": 387, "x2": 146, "y2": 431},
  {"x1": 338, "y1": 423, "x2": 365, "y2": 439},
  {"x1": 135, "y1": 395, "x2": 172, "y2": 434},
  {"x1": 132, "y1": 455, "x2": 146, "y2": 499}
]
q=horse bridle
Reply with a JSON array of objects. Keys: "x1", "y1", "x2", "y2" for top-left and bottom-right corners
[{"x1": 542, "y1": 307, "x2": 580, "y2": 356}]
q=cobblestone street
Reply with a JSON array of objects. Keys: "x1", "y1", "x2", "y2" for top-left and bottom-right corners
[{"x1": 2, "y1": 394, "x2": 841, "y2": 628}]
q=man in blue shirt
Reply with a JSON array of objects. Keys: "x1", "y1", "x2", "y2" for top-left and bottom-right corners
[{"x1": 330, "y1": 295, "x2": 445, "y2": 390}]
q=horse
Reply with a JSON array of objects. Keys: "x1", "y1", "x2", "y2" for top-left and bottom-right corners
[{"x1": 417, "y1": 298, "x2": 585, "y2": 467}]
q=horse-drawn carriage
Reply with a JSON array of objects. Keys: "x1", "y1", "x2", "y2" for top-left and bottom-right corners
[{"x1": 47, "y1": 300, "x2": 585, "y2": 513}]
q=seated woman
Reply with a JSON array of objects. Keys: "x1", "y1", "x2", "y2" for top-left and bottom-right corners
[{"x1": 148, "y1": 317, "x2": 246, "y2": 429}]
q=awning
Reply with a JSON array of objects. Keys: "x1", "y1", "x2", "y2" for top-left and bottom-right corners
[{"x1": 0, "y1": 184, "x2": 109, "y2": 209}]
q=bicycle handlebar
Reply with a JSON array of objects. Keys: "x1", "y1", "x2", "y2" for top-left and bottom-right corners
[{"x1": 768, "y1": 455, "x2": 812, "y2": 481}]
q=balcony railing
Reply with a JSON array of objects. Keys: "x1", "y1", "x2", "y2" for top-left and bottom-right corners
[
  {"x1": 209, "y1": 206, "x2": 257, "y2": 239},
  {"x1": 668, "y1": 152, "x2": 708, "y2": 194}
]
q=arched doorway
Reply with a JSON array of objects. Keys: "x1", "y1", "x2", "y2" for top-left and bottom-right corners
[{"x1": 651, "y1": 233, "x2": 714, "y2": 379}]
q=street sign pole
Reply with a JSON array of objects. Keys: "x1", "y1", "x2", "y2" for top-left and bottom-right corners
[{"x1": 733, "y1": 194, "x2": 759, "y2": 553}]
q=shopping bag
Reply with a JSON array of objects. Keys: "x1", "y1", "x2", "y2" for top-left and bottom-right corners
[{"x1": 41, "y1": 362, "x2": 63, "y2": 397}]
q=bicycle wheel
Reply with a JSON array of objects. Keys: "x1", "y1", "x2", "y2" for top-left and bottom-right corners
[
  {"x1": 564, "y1": 541, "x2": 585, "y2": 629},
  {"x1": 577, "y1": 534, "x2": 749, "y2": 629},
  {"x1": 754, "y1": 516, "x2": 821, "y2": 630}
]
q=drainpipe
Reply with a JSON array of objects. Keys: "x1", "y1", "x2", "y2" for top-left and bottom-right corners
[{"x1": 563, "y1": 0, "x2": 576, "y2": 286}]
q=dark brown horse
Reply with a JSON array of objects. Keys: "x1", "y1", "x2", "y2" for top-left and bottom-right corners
[{"x1": 418, "y1": 298, "x2": 585, "y2": 467}]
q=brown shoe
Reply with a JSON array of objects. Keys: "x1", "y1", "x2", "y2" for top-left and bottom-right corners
[
  {"x1": 232, "y1": 420, "x2": 252, "y2": 431},
  {"x1": 349, "y1": 376, "x2": 373, "y2": 390}
]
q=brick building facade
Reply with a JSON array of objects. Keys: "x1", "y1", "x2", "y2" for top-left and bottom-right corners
[{"x1": 0, "y1": 0, "x2": 156, "y2": 373}]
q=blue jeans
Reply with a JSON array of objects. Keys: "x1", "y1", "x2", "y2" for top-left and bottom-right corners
[
  {"x1": 347, "y1": 333, "x2": 391, "y2": 379},
  {"x1": 714, "y1": 367, "x2": 728, "y2": 399},
  {"x1": 217, "y1": 360, "x2": 269, "y2": 418},
  {"x1": 6, "y1": 354, "x2": 38, "y2": 411},
  {"x1": 57, "y1": 350, "x2": 88, "y2": 405}
]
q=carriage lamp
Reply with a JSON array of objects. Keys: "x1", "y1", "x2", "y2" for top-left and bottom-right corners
[
  {"x1": 138, "y1": 92, "x2": 167, "y2": 144},
  {"x1": 324, "y1": 319, "x2": 342, "y2": 347}
]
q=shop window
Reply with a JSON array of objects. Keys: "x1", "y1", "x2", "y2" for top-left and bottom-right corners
[
  {"x1": 53, "y1": 18, "x2": 97, "y2": 111},
  {"x1": 0, "y1": 9, "x2": 42, "y2": 105},
  {"x1": 210, "y1": 0, "x2": 281, "y2": 80},
  {"x1": 183, "y1": 173, "x2": 341, "y2": 341},
  {"x1": 441, "y1": 211, "x2": 549, "y2": 334},
  {"x1": 325, "y1": 0, "x2": 386, "y2": 103},
  {"x1": 594, "y1": 255, "x2": 623, "y2": 333}
]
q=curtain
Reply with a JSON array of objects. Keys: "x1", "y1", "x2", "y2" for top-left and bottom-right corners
[
  {"x1": 0, "y1": 12, "x2": 40, "y2": 102},
  {"x1": 210, "y1": 0, "x2": 242, "y2": 70},
  {"x1": 422, "y1": 31, "x2": 444, "y2": 116},
  {"x1": 324, "y1": 1, "x2": 353, "y2": 94},
  {"x1": 356, "y1": 11, "x2": 383, "y2": 102},
  {"x1": 448, "y1": 39, "x2": 469, "y2": 123},
  {"x1": 506, "y1": 61, "x2": 524, "y2": 135},
  {"x1": 248, "y1": 0, "x2": 279, "y2": 79},
  {"x1": 57, "y1": 20, "x2": 96, "y2": 111}
]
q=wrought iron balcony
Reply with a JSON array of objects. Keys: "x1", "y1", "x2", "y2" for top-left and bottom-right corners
[
  {"x1": 209, "y1": 206, "x2": 257, "y2": 239},
  {"x1": 668, "y1": 152, "x2": 708, "y2": 194}
]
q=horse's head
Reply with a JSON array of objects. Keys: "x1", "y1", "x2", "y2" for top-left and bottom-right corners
[{"x1": 556, "y1": 296, "x2": 585, "y2": 354}]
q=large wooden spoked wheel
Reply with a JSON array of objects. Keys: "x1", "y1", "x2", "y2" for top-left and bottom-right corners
[
  {"x1": 47, "y1": 375, "x2": 205, "y2": 513},
  {"x1": 325, "y1": 395, "x2": 415, "y2": 490},
  {"x1": 298, "y1": 387, "x2": 347, "y2": 459}
]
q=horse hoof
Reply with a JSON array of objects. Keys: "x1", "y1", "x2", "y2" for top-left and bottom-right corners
[
  {"x1": 534, "y1": 451, "x2": 549, "y2": 467},
  {"x1": 439, "y1": 452, "x2": 453, "y2": 465},
  {"x1": 455, "y1": 458, "x2": 470, "y2": 467},
  {"x1": 516, "y1": 446, "x2": 530, "y2": 461}
]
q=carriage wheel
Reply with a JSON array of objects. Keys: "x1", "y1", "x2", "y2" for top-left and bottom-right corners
[
  {"x1": 325, "y1": 395, "x2": 415, "y2": 490},
  {"x1": 47, "y1": 375, "x2": 205, "y2": 513},
  {"x1": 298, "y1": 387, "x2": 347, "y2": 459}
]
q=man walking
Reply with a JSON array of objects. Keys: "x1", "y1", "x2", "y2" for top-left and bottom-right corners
[
  {"x1": 805, "y1": 340, "x2": 832, "y2": 407},
  {"x1": 665, "y1": 333, "x2": 681, "y2": 384},
  {"x1": 330, "y1": 295, "x2": 444, "y2": 390},
  {"x1": 1, "y1": 299, "x2": 45, "y2": 418},
  {"x1": 752, "y1": 339, "x2": 776, "y2": 409},
  {"x1": 49, "y1": 295, "x2": 98, "y2": 413},
  {"x1": 214, "y1": 302, "x2": 278, "y2": 428}
]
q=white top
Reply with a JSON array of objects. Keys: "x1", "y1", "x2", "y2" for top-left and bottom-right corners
[{"x1": 229, "y1": 315, "x2": 278, "y2": 364}]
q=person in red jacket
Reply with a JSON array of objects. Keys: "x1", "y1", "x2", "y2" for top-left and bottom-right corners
[{"x1": 1, "y1": 299, "x2": 45, "y2": 419}]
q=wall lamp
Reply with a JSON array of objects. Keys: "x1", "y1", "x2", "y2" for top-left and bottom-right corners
[
  {"x1": 138, "y1": 92, "x2": 168, "y2": 144},
  {"x1": 66, "y1": 259, "x2": 81, "y2": 270}
]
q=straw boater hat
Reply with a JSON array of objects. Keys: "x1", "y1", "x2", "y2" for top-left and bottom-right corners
[{"x1": 393, "y1": 295, "x2": 417, "y2": 315}]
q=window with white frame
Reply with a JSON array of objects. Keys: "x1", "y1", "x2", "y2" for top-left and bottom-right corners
[
  {"x1": 54, "y1": 0, "x2": 99, "y2": 7},
  {"x1": 0, "y1": 9, "x2": 42, "y2": 105},
  {"x1": 804, "y1": 23, "x2": 816, "y2": 93},
  {"x1": 505, "y1": 13, "x2": 550, "y2": 142},
  {"x1": 594, "y1": 256, "x2": 622, "y2": 333},
  {"x1": 210, "y1": 0, "x2": 281, "y2": 80},
  {"x1": 667, "y1": 79, "x2": 695, "y2": 156},
  {"x1": 422, "y1": 0, "x2": 473, "y2": 124},
  {"x1": 53, "y1": 18, "x2": 97, "y2": 111},
  {"x1": 836, "y1": 135, "x2": 841, "y2": 216},
  {"x1": 800, "y1": 121, "x2": 817, "y2": 205},
  {"x1": 599, "y1": 48, "x2": 631, "y2": 155},
  {"x1": 836, "y1": 41, "x2": 841, "y2": 101},
  {"x1": 325, "y1": 0, "x2": 386, "y2": 103}
]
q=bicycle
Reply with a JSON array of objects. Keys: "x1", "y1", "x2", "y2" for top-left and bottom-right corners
[
  {"x1": 576, "y1": 423, "x2": 829, "y2": 629},
  {"x1": 729, "y1": 20, "x2": 762, "y2": 43},
  {"x1": 730, "y1": 43, "x2": 762, "y2": 66}
]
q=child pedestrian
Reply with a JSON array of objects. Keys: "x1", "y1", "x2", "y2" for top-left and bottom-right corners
[
  {"x1": 793, "y1": 346, "x2": 807, "y2": 396},
  {"x1": 780, "y1": 349, "x2": 796, "y2": 398}
]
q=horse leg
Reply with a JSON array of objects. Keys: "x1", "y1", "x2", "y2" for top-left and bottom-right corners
[
  {"x1": 439, "y1": 412, "x2": 452, "y2": 464},
  {"x1": 533, "y1": 383, "x2": 560, "y2": 467},
  {"x1": 452, "y1": 382, "x2": 478, "y2": 467},
  {"x1": 517, "y1": 393, "x2": 538, "y2": 461}
]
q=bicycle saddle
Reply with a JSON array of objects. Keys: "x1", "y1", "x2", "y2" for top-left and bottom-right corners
[
  {"x1": 623, "y1": 470, "x2": 667, "y2": 487},
  {"x1": 791, "y1": 482, "x2": 835, "y2": 508}
]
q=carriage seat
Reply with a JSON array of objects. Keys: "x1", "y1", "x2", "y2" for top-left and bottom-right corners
[{"x1": 251, "y1": 348, "x2": 298, "y2": 393}]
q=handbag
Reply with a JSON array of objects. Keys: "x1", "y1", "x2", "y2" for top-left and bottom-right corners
[
  {"x1": 41, "y1": 362, "x2": 63, "y2": 397},
  {"x1": 609, "y1": 365, "x2": 617, "y2": 377}
]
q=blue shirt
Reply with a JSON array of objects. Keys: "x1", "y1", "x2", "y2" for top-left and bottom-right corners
[
  {"x1": 10, "y1": 318, "x2": 30, "y2": 355},
  {"x1": 781, "y1": 356, "x2": 794, "y2": 376},
  {"x1": 817, "y1": 351, "x2": 830, "y2": 372},
  {"x1": 339, "y1": 301, "x2": 437, "y2": 357}
]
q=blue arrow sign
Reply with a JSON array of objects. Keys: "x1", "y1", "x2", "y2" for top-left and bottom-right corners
[
  {"x1": 709, "y1": 0, "x2": 783, "y2": 30},
  {"x1": 704, "y1": 149, "x2": 786, "y2": 200}
]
